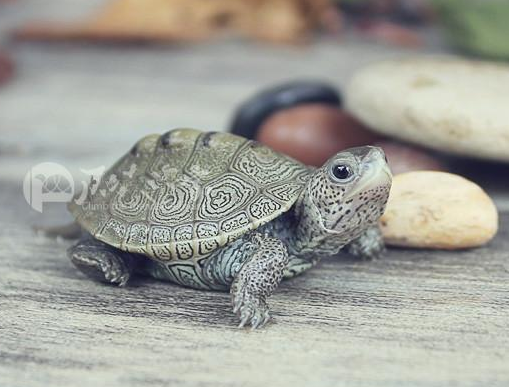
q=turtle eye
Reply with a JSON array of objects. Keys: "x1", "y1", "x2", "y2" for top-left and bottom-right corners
[{"x1": 330, "y1": 163, "x2": 354, "y2": 182}]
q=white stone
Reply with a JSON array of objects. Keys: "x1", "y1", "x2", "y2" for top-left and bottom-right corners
[
  {"x1": 345, "y1": 56, "x2": 509, "y2": 162},
  {"x1": 380, "y1": 171, "x2": 498, "y2": 249}
]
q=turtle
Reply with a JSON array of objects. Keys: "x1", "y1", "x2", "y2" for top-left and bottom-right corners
[{"x1": 66, "y1": 128, "x2": 392, "y2": 328}]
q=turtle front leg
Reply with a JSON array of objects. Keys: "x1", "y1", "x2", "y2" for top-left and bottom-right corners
[
  {"x1": 345, "y1": 226, "x2": 385, "y2": 260},
  {"x1": 231, "y1": 233, "x2": 289, "y2": 329},
  {"x1": 68, "y1": 236, "x2": 136, "y2": 286}
]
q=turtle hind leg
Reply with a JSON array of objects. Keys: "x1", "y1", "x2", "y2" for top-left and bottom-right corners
[
  {"x1": 231, "y1": 233, "x2": 289, "y2": 329},
  {"x1": 68, "y1": 236, "x2": 137, "y2": 287}
]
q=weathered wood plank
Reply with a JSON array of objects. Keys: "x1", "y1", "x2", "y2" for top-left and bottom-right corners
[{"x1": 1, "y1": 182, "x2": 508, "y2": 387}]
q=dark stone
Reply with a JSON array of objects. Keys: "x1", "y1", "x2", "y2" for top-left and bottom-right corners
[{"x1": 229, "y1": 80, "x2": 342, "y2": 140}]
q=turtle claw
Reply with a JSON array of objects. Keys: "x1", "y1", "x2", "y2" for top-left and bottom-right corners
[
  {"x1": 104, "y1": 267, "x2": 130, "y2": 287},
  {"x1": 238, "y1": 307, "x2": 252, "y2": 328},
  {"x1": 236, "y1": 303, "x2": 270, "y2": 329},
  {"x1": 106, "y1": 261, "x2": 131, "y2": 286},
  {"x1": 232, "y1": 295, "x2": 243, "y2": 315},
  {"x1": 250, "y1": 309, "x2": 270, "y2": 330},
  {"x1": 100, "y1": 256, "x2": 131, "y2": 286},
  {"x1": 232, "y1": 285, "x2": 271, "y2": 329},
  {"x1": 346, "y1": 226, "x2": 385, "y2": 261}
]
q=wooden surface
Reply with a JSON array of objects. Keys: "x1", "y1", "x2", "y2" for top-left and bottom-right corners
[
  {"x1": 1, "y1": 1, "x2": 509, "y2": 386},
  {"x1": 1, "y1": 185, "x2": 509, "y2": 387}
]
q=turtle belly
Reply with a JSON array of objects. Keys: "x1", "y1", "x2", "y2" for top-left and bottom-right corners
[
  {"x1": 140, "y1": 213, "x2": 319, "y2": 290},
  {"x1": 140, "y1": 257, "x2": 218, "y2": 290},
  {"x1": 141, "y1": 236, "x2": 252, "y2": 291}
]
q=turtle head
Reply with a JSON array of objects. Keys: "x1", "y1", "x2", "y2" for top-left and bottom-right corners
[{"x1": 305, "y1": 146, "x2": 392, "y2": 241}]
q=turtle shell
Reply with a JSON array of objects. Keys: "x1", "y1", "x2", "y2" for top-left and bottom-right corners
[{"x1": 69, "y1": 129, "x2": 310, "y2": 262}]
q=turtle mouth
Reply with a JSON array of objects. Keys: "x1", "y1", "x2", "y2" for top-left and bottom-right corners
[{"x1": 348, "y1": 157, "x2": 392, "y2": 199}]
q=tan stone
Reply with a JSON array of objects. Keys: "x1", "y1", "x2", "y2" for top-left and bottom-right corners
[
  {"x1": 380, "y1": 171, "x2": 498, "y2": 249},
  {"x1": 14, "y1": 0, "x2": 333, "y2": 44},
  {"x1": 345, "y1": 57, "x2": 509, "y2": 162}
]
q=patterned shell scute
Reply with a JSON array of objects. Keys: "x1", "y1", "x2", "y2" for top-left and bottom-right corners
[
  {"x1": 232, "y1": 141, "x2": 302, "y2": 185},
  {"x1": 198, "y1": 173, "x2": 257, "y2": 221},
  {"x1": 68, "y1": 129, "x2": 310, "y2": 263}
]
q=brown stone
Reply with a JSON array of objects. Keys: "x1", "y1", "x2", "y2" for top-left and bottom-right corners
[
  {"x1": 14, "y1": 0, "x2": 333, "y2": 44},
  {"x1": 257, "y1": 104, "x2": 378, "y2": 166},
  {"x1": 0, "y1": 51, "x2": 14, "y2": 86},
  {"x1": 360, "y1": 21, "x2": 423, "y2": 48},
  {"x1": 374, "y1": 140, "x2": 446, "y2": 175}
]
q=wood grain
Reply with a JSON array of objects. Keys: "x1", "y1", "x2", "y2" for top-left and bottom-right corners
[{"x1": 1, "y1": 182, "x2": 508, "y2": 387}]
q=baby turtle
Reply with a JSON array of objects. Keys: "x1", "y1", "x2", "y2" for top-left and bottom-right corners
[{"x1": 67, "y1": 128, "x2": 392, "y2": 328}]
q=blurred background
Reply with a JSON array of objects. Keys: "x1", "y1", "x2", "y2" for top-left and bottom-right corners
[
  {"x1": 3, "y1": 3, "x2": 509, "y2": 385},
  {"x1": 0, "y1": 0, "x2": 508, "y2": 212}
]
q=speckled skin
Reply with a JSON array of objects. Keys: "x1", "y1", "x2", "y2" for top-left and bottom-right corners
[{"x1": 68, "y1": 129, "x2": 392, "y2": 328}]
